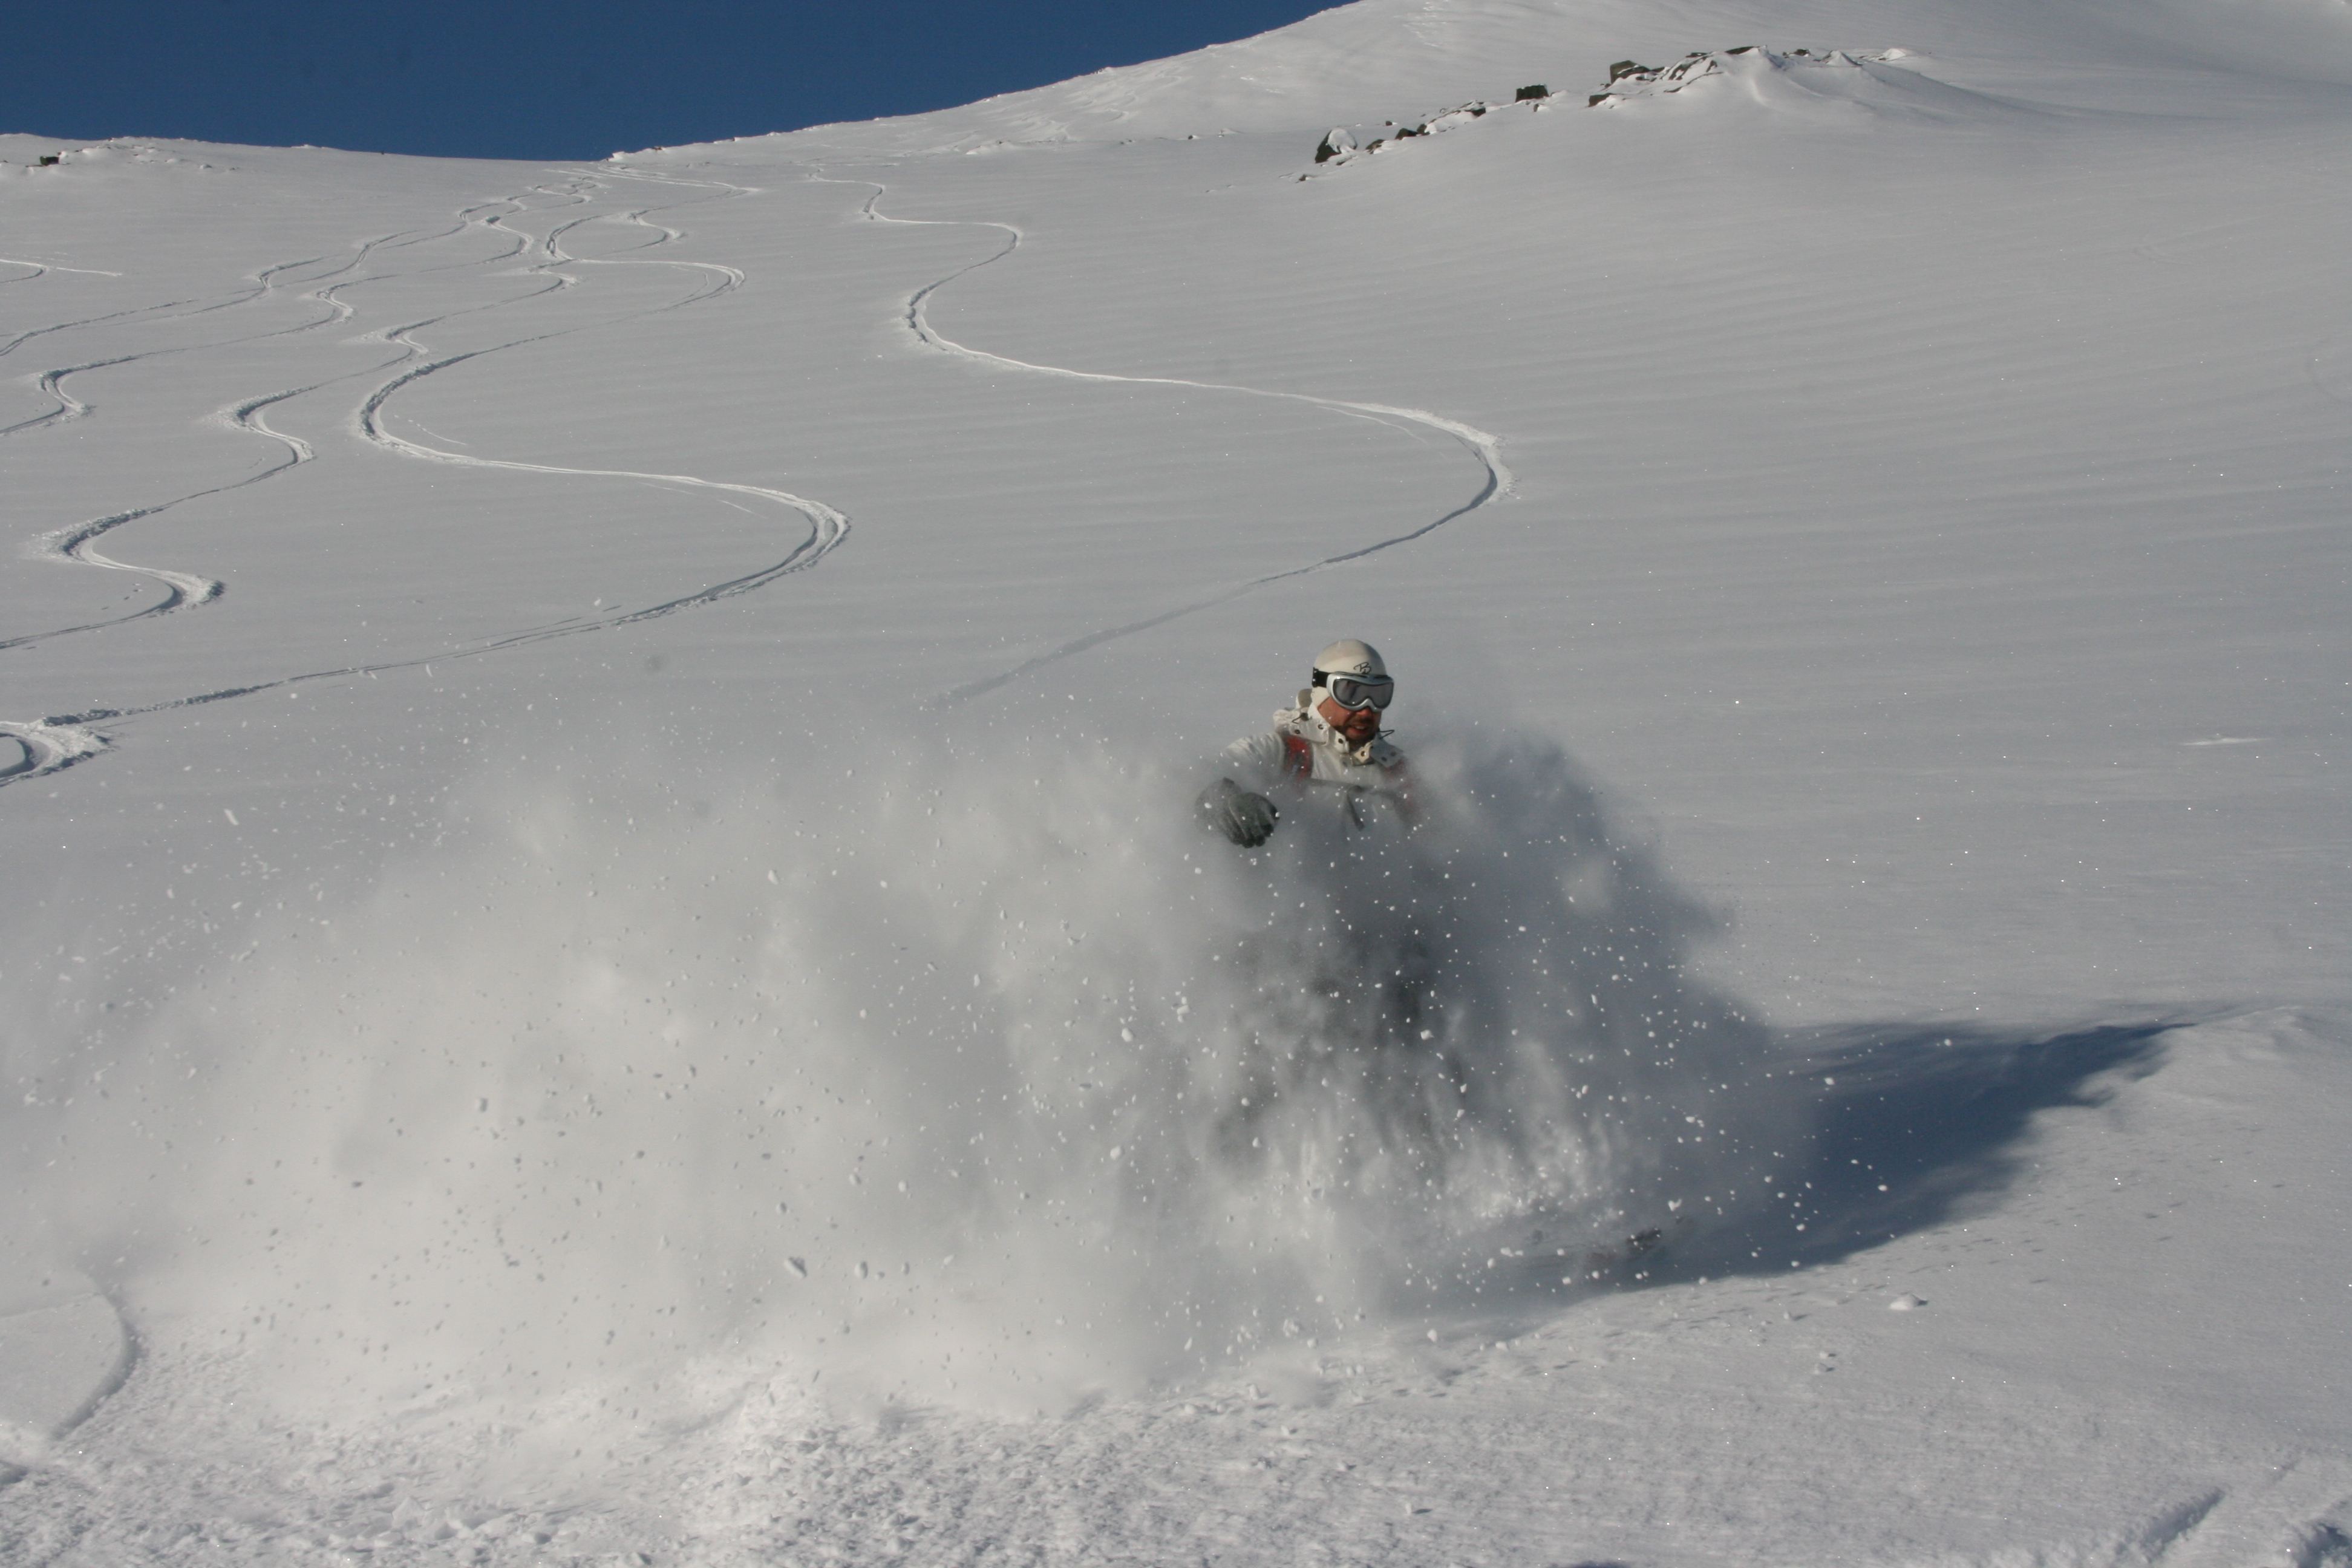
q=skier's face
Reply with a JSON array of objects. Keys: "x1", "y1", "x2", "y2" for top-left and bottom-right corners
[{"x1": 1317, "y1": 693, "x2": 1384, "y2": 746}]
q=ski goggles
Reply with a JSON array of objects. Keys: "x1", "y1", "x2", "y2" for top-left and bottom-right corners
[{"x1": 1322, "y1": 674, "x2": 1394, "y2": 710}]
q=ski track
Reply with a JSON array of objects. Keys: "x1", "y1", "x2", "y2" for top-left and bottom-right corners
[
  {"x1": 0, "y1": 256, "x2": 125, "y2": 281},
  {"x1": 10, "y1": 154, "x2": 1492, "y2": 779},
  {"x1": 0, "y1": 221, "x2": 528, "y2": 662},
  {"x1": 2, "y1": 169, "x2": 848, "y2": 788},
  {"x1": 0, "y1": 226, "x2": 410, "y2": 437},
  {"x1": 814, "y1": 176, "x2": 1513, "y2": 706},
  {"x1": 1, "y1": 209, "x2": 538, "y2": 646}
]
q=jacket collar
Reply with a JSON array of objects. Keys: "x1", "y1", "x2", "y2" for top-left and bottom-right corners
[{"x1": 1276, "y1": 701, "x2": 1402, "y2": 768}]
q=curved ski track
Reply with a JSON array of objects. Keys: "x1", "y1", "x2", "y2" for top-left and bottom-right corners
[
  {"x1": 2, "y1": 169, "x2": 848, "y2": 788},
  {"x1": 822, "y1": 177, "x2": 1512, "y2": 705},
  {"x1": 2, "y1": 208, "x2": 543, "y2": 648},
  {"x1": 0, "y1": 230, "x2": 412, "y2": 439}
]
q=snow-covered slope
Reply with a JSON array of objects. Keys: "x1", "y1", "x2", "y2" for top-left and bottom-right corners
[{"x1": 2, "y1": 0, "x2": 2348, "y2": 1560}]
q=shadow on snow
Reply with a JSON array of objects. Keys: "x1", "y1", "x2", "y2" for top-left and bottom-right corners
[{"x1": 1668, "y1": 1016, "x2": 2186, "y2": 1282}]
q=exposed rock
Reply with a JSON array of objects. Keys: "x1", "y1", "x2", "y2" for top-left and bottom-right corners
[
  {"x1": 1408, "y1": 103, "x2": 1491, "y2": 136},
  {"x1": 1586, "y1": 46, "x2": 1918, "y2": 108},
  {"x1": 1306, "y1": 79, "x2": 1566, "y2": 168}
]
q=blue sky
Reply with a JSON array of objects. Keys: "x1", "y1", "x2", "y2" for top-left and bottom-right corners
[{"x1": 16, "y1": 0, "x2": 1338, "y2": 161}]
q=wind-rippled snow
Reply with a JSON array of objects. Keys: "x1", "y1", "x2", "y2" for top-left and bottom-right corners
[{"x1": 2, "y1": 0, "x2": 2348, "y2": 1558}]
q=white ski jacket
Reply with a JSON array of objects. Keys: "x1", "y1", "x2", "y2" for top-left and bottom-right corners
[{"x1": 1221, "y1": 695, "x2": 1416, "y2": 831}]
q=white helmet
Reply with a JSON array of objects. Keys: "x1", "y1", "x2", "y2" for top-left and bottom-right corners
[
  {"x1": 1305, "y1": 638, "x2": 1396, "y2": 714},
  {"x1": 1312, "y1": 639, "x2": 1387, "y2": 681}
]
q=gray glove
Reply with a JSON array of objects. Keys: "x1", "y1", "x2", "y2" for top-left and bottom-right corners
[{"x1": 1197, "y1": 777, "x2": 1278, "y2": 847}]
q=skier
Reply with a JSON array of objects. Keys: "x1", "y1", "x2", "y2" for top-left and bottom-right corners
[{"x1": 1197, "y1": 639, "x2": 1414, "y2": 847}]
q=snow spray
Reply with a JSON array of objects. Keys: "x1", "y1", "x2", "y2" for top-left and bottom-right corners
[{"x1": 3, "y1": 719, "x2": 1792, "y2": 1426}]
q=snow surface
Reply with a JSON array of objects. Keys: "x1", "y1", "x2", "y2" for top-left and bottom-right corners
[{"x1": 3, "y1": 0, "x2": 2350, "y2": 1560}]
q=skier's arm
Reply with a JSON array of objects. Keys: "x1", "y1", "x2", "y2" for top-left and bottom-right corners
[
  {"x1": 1197, "y1": 733, "x2": 1288, "y2": 847},
  {"x1": 1196, "y1": 777, "x2": 1278, "y2": 846},
  {"x1": 1220, "y1": 733, "x2": 1291, "y2": 793}
]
